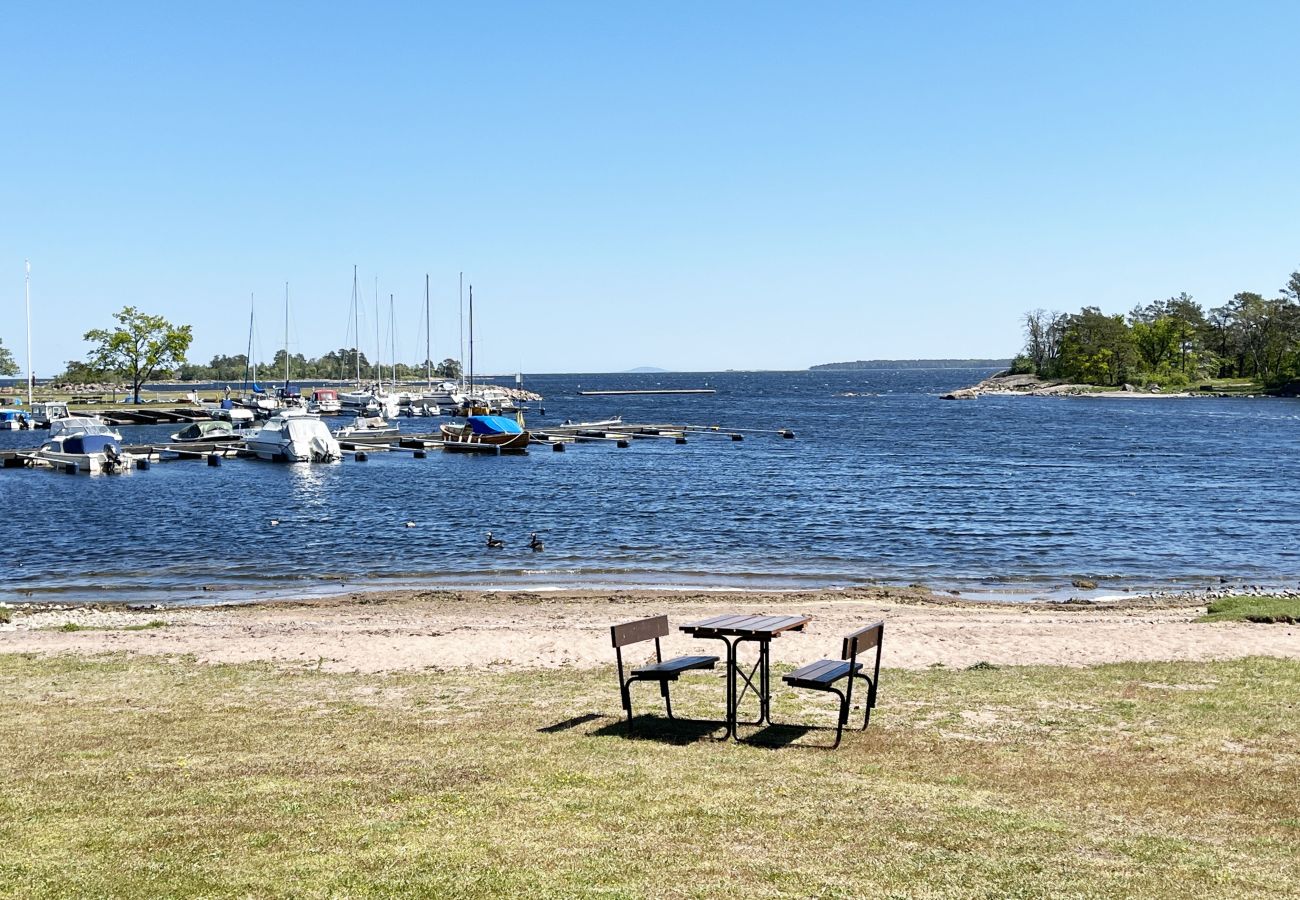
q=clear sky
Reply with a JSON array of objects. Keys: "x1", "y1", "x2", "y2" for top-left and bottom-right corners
[{"x1": 4, "y1": 2, "x2": 1298, "y2": 374}]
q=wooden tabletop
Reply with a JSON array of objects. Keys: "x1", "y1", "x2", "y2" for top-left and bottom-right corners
[{"x1": 680, "y1": 613, "x2": 812, "y2": 639}]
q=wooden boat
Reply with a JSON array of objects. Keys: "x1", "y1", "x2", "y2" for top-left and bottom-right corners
[{"x1": 440, "y1": 414, "x2": 530, "y2": 452}]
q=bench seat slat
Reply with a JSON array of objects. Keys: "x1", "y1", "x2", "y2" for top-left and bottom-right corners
[
  {"x1": 630, "y1": 655, "x2": 718, "y2": 678},
  {"x1": 782, "y1": 658, "x2": 862, "y2": 689}
]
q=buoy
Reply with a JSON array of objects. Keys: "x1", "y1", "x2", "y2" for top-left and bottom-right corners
[
  {"x1": 552, "y1": 442, "x2": 565, "y2": 452},
  {"x1": 355, "y1": 452, "x2": 368, "y2": 462},
  {"x1": 780, "y1": 429, "x2": 795, "y2": 439},
  {"x1": 616, "y1": 439, "x2": 629, "y2": 448},
  {"x1": 207, "y1": 454, "x2": 221, "y2": 467}
]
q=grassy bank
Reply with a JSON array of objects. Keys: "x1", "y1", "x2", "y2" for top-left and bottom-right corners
[
  {"x1": 0, "y1": 654, "x2": 1296, "y2": 898},
  {"x1": 1200, "y1": 595, "x2": 1300, "y2": 624}
]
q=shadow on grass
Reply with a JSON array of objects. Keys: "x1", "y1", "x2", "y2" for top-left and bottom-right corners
[
  {"x1": 737, "y1": 722, "x2": 838, "y2": 750},
  {"x1": 537, "y1": 713, "x2": 604, "y2": 733},
  {"x1": 588, "y1": 715, "x2": 727, "y2": 745}
]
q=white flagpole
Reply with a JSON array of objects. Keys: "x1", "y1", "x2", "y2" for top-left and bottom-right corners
[{"x1": 24, "y1": 259, "x2": 32, "y2": 407}]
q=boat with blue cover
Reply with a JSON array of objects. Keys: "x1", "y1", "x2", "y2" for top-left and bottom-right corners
[
  {"x1": 0, "y1": 409, "x2": 29, "y2": 430},
  {"x1": 440, "y1": 414, "x2": 531, "y2": 452}
]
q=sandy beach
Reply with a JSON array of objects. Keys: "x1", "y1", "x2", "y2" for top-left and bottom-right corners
[{"x1": 2, "y1": 587, "x2": 1295, "y2": 673}]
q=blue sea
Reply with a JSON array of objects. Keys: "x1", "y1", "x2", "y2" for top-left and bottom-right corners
[{"x1": 2, "y1": 369, "x2": 1298, "y2": 606}]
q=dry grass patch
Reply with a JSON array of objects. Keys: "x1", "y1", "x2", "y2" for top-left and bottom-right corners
[{"x1": 0, "y1": 654, "x2": 1296, "y2": 898}]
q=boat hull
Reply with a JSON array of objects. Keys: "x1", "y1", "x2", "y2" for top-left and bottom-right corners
[{"x1": 439, "y1": 424, "x2": 531, "y2": 452}]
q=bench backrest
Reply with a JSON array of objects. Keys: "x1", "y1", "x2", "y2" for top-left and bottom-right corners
[
  {"x1": 842, "y1": 621, "x2": 885, "y2": 660},
  {"x1": 611, "y1": 615, "x2": 670, "y2": 648}
]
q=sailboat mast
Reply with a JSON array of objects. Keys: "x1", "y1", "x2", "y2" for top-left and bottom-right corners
[
  {"x1": 24, "y1": 260, "x2": 32, "y2": 407},
  {"x1": 389, "y1": 293, "x2": 395, "y2": 385},
  {"x1": 468, "y1": 284, "x2": 474, "y2": 394},
  {"x1": 458, "y1": 272, "x2": 465, "y2": 389},
  {"x1": 352, "y1": 266, "x2": 361, "y2": 385},
  {"x1": 425, "y1": 274, "x2": 431, "y2": 389},
  {"x1": 244, "y1": 293, "x2": 255, "y2": 395},
  {"x1": 283, "y1": 281, "x2": 290, "y2": 386},
  {"x1": 373, "y1": 276, "x2": 381, "y2": 386}
]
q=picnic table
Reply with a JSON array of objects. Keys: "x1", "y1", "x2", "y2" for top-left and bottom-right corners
[{"x1": 680, "y1": 613, "x2": 811, "y2": 739}]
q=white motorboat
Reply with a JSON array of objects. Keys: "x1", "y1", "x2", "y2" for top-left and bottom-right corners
[
  {"x1": 244, "y1": 410, "x2": 341, "y2": 462},
  {"x1": 36, "y1": 431, "x2": 135, "y2": 474},
  {"x1": 207, "y1": 403, "x2": 256, "y2": 426},
  {"x1": 29, "y1": 400, "x2": 71, "y2": 428},
  {"x1": 50, "y1": 416, "x2": 123, "y2": 441},
  {"x1": 310, "y1": 389, "x2": 342, "y2": 415},
  {"x1": 334, "y1": 415, "x2": 400, "y2": 438}
]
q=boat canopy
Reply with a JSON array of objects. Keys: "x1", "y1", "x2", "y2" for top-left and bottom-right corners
[
  {"x1": 63, "y1": 434, "x2": 119, "y2": 454},
  {"x1": 313, "y1": 389, "x2": 338, "y2": 400},
  {"x1": 0, "y1": 410, "x2": 20, "y2": 421},
  {"x1": 466, "y1": 415, "x2": 523, "y2": 435}
]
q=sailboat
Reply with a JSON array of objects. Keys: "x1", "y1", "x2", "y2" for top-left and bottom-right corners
[
  {"x1": 441, "y1": 284, "x2": 531, "y2": 452},
  {"x1": 237, "y1": 294, "x2": 279, "y2": 417}
]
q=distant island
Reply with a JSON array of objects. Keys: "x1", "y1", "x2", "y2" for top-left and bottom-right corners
[
  {"x1": 810, "y1": 359, "x2": 1011, "y2": 371},
  {"x1": 625, "y1": 366, "x2": 669, "y2": 373}
]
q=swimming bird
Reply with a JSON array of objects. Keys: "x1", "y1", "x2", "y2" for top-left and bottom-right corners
[
  {"x1": 486, "y1": 531, "x2": 504, "y2": 549},
  {"x1": 269, "y1": 519, "x2": 280, "y2": 527},
  {"x1": 404, "y1": 521, "x2": 416, "y2": 528},
  {"x1": 528, "y1": 532, "x2": 544, "y2": 552}
]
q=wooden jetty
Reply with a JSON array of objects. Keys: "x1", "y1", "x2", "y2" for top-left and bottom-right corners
[{"x1": 0, "y1": 416, "x2": 793, "y2": 472}]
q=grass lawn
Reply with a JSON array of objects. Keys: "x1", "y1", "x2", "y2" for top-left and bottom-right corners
[
  {"x1": 1199, "y1": 595, "x2": 1300, "y2": 624},
  {"x1": 0, "y1": 653, "x2": 1296, "y2": 898}
]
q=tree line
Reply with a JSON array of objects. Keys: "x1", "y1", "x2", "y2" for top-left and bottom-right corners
[
  {"x1": 23, "y1": 306, "x2": 464, "y2": 403},
  {"x1": 1014, "y1": 268, "x2": 1300, "y2": 387}
]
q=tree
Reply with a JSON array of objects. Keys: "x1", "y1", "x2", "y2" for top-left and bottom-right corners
[
  {"x1": 83, "y1": 307, "x2": 193, "y2": 403},
  {"x1": 435, "y1": 358, "x2": 462, "y2": 380},
  {"x1": 0, "y1": 338, "x2": 17, "y2": 376},
  {"x1": 1057, "y1": 307, "x2": 1134, "y2": 386},
  {"x1": 57, "y1": 359, "x2": 114, "y2": 384}
]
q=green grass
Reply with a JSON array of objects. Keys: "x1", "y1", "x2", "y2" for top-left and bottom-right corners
[
  {"x1": 1199, "y1": 595, "x2": 1300, "y2": 624},
  {"x1": 47, "y1": 620, "x2": 168, "y2": 633},
  {"x1": 0, "y1": 654, "x2": 1296, "y2": 898}
]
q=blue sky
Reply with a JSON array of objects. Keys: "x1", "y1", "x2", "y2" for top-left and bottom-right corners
[{"x1": 3, "y1": 2, "x2": 1298, "y2": 374}]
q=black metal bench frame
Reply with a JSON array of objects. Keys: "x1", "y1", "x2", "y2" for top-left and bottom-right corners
[
  {"x1": 780, "y1": 621, "x2": 884, "y2": 748},
  {"x1": 611, "y1": 615, "x2": 719, "y2": 733}
]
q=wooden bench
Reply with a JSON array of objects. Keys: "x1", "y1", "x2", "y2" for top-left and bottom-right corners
[
  {"x1": 781, "y1": 621, "x2": 884, "y2": 748},
  {"x1": 611, "y1": 615, "x2": 718, "y2": 731}
]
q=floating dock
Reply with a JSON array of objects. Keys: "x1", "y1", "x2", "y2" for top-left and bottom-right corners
[{"x1": 576, "y1": 389, "x2": 716, "y2": 396}]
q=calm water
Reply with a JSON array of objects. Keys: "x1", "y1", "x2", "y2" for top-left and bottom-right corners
[{"x1": 2, "y1": 369, "x2": 1298, "y2": 605}]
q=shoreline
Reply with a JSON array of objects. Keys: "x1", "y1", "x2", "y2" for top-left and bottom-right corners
[
  {"x1": 3, "y1": 586, "x2": 1296, "y2": 674},
  {"x1": 942, "y1": 372, "x2": 1280, "y2": 400}
]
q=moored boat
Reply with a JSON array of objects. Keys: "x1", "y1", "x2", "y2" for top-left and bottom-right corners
[
  {"x1": 170, "y1": 420, "x2": 241, "y2": 443},
  {"x1": 36, "y1": 432, "x2": 135, "y2": 474},
  {"x1": 0, "y1": 409, "x2": 29, "y2": 430},
  {"x1": 310, "y1": 389, "x2": 342, "y2": 414},
  {"x1": 440, "y1": 414, "x2": 530, "y2": 452},
  {"x1": 334, "y1": 415, "x2": 400, "y2": 438},
  {"x1": 244, "y1": 410, "x2": 342, "y2": 462}
]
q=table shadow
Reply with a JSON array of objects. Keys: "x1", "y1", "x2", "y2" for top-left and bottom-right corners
[{"x1": 588, "y1": 715, "x2": 727, "y2": 745}]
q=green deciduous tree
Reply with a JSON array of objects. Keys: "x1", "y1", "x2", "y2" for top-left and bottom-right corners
[
  {"x1": 435, "y1": 358, "x2": 462, "y2": 380},
  {"x1": 83, "y1": 307, "x2": 193, "y2": 403},
  {"x1": 0, "y1": 338, "x2": 18, "y2": 376}
]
